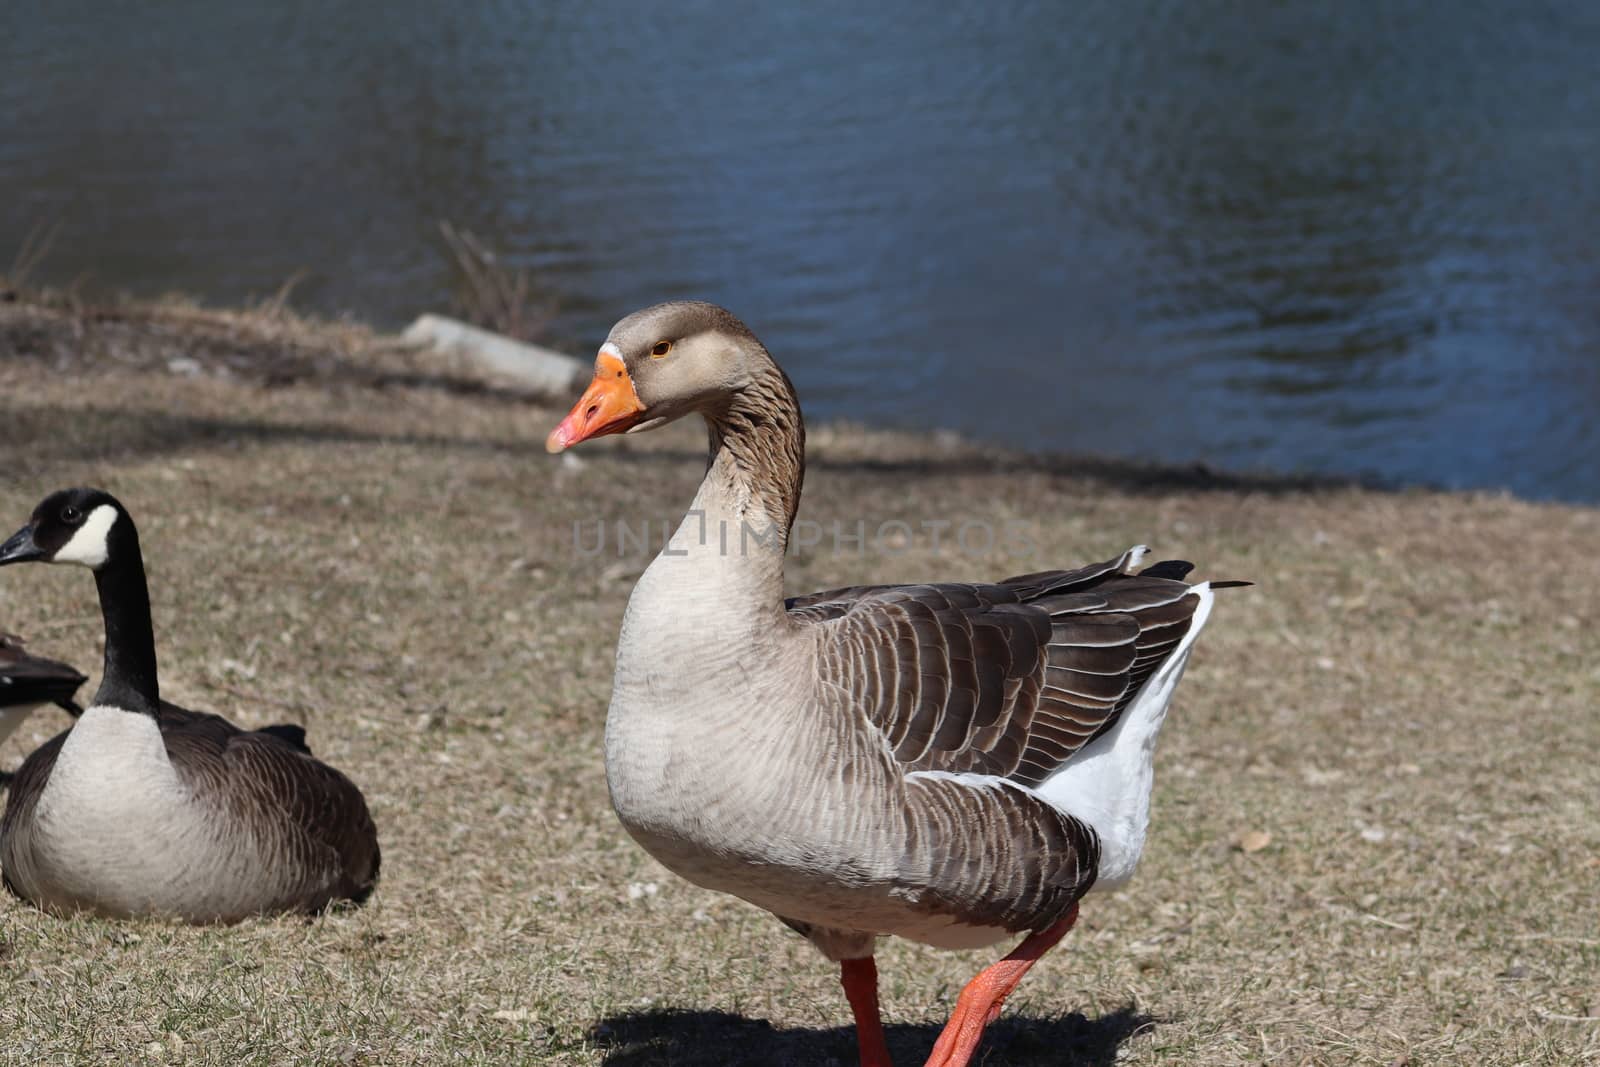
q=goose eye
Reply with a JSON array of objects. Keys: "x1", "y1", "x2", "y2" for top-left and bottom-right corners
[
  {"x1": 650, "y1": 340, "x2": 672, "y2": 358},
  {"x1": 60, "y1": 505, "x2": 81, "y2": 524}
]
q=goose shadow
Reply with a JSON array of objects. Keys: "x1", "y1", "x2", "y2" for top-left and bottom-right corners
[{"x1": 591, "y1": 1003, "x2": 1154, "y2": 1067}]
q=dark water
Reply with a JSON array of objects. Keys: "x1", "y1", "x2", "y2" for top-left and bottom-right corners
[{"x1": 4, "y1": 2, "x2": 1599, "y2": 501}]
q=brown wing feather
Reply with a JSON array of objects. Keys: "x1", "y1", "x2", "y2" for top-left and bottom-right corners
[
  {"x1": 901, "y1": 771, "x2": 1101, "y2": 932},
  {"x1": 786, "y1": 548, "x2": 1225, "y2": 936},
  {"x1": 158, "y1": 704, "x2": 380, "y2": 908},
  {"x1": 800, "y1": 549, "x2": 1204, "y2": 788},
  {"x1": 0, "y1": 728, "x2": 69, "y2": 899}
]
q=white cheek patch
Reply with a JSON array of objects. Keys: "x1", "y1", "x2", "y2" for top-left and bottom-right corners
[{"x1": 52, "y1": 504, "x2": 118, "y2": 568}]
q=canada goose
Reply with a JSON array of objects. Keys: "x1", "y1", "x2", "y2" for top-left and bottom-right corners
[
  {"x1": 546, "y1": 302, "x2": 1245, "y2": 1067},
  {"x1": 0, "y1": 632, "x2": 85, "y2": 763},
  {"x1": 0, "y1": 488, "x2": 380, "y2": 921}
]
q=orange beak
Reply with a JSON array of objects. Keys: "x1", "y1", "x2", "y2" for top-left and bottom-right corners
[{"x1": 546, "y1": 351, "x2": 647, "y2": 453}]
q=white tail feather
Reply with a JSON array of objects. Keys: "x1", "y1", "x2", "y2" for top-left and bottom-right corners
[{"x1": 1032, "y1": 581, "x2": 1216, "y2": 890}]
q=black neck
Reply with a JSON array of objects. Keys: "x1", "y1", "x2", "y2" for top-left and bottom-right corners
[{"x1": 90, "y1": 531, "x2": 160, "y2": 716}]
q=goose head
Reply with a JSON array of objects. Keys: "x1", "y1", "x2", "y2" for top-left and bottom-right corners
[
  {"x1": 0, "y1": 488, "x2": 131, "y2": 571},
  {"x1": 546, "y1": 301, "x2": 769, "y2": 453}
]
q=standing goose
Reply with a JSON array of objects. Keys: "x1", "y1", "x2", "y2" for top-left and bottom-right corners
[
  {"x1": 0, "y1": 632, "x2": 85, "y2": 759},
  {"x1": 547, "y1": 302, "x2": 1245, "y2": 1067},
  {"x1": 0, "y1": 488, "x2": 380, "y2": 921}
]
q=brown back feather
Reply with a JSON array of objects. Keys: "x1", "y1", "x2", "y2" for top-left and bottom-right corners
[{"x1": 796, "y1": 549, "x2": 1205, "y2": 789}]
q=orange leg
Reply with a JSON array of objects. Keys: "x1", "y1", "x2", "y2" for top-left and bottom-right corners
[
  {"x1": 923, "y1": 904, "x2": 1080, "y2": 1067},
  {"x1": 841, "y1": 955, "x2": 894, "y2": 1067}
]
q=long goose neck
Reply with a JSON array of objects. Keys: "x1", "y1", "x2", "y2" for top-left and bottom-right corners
[
  {"x1": 90, "y1": 531, "x2": 160, "y2": 716},
  {"x1": 703, "y1": 356, "x2": 806, "y2": 545},
  {"x1": 634, "y1": 358, "x2": 804, "y2": 635}
]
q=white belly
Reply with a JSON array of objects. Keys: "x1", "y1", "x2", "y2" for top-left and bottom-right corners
[{"x1": 9, "y1": 707, "x2": 261, "y2": 920}]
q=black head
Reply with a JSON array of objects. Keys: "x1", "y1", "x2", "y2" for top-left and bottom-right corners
[{"x1": 0, "y1": 488, "x2": 132, "y2": 571}]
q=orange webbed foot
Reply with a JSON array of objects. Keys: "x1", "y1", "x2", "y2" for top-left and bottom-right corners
[{"x1": 922, "y1": 905, "x2": 1080, "y2": 1067}]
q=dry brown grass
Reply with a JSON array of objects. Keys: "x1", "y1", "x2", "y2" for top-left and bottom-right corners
[{"x1": 0, "y1": 296, "x2": 1596, "y2": 1066}]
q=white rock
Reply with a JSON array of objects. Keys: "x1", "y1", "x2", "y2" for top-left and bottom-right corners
[{"x1": 403, "y1": 314, "x2": 587, "y2": 396}]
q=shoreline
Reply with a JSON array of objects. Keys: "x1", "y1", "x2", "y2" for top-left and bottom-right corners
[{"x1": 3, "y1": 288, "x2": 1579, "y2": 510}]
